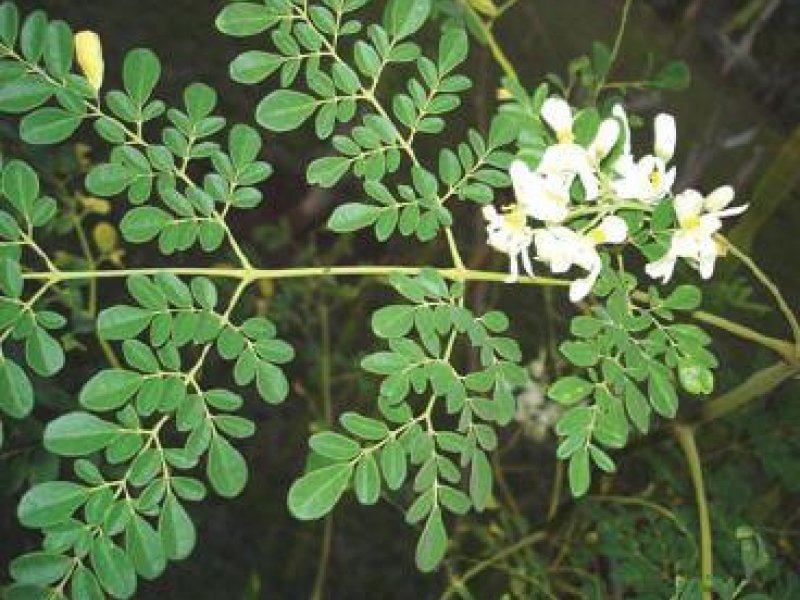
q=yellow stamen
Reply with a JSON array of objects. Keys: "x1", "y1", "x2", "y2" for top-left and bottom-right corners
[
  {"x1": 588, "y1": 229, "x2": 607, "y2": 243},
  {"x1": 501, "y1": 204, "x2": 527, "y2": 231},
  {"x1": 557, "y1": 130, "x2": 574, "y2": 144},
  {"x1": 681, "y1": 214, "x2": 701, "y2": 230},
  {"x1": 649, "y1": 166, "x2": 662, "y2": 188}
]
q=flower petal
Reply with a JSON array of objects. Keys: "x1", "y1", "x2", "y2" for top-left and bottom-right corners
[
  {"x1": 645, "y1": 254, "x2": 677, "y2": 284},
  {"x1": 569, "y1": 260, "x2": 601, "y2": 302},
  {"x1": 704, "y1": 185, "x2": 735, "y2": 212},
  {"x1": 674, "y1": 189, "x2": 704, "y2": 224},
  {"x1": 541, "y1": 97, "x2": 573, "y2": 139},
  {"x1": 715, "y1": 204, "x2": 748, "y2": 219},
  {"x1": 521, "y1": 250, "x2": 535, "y2": 277},
  {"x1": 510, "y1": 160, "x2": 540, "y2": 203},
  {"x1": 612, "y1": 104, "x2": 631, "y2": 156}
]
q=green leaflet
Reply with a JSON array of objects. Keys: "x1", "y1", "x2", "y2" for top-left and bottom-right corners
[
  {"x1": 122, "y1": 48, "x2": 161, "y2": 106},
  {"x1": 548, "y1": 376, "x2": 594, "y2": 405},
  {"x1": 328, "y1": 203, "x2": 381, "y2": 232},
  {"x1": 384, "y1": 0, "x2": 432, "y2": 39},
  {"x1": 288, "y1": 463, "x2": 354, "y2": 521},
  {"x1": 0, "y1": 75, "x2": 53, "y2": 113},
  {"x1": 80, "y1": 369, "x2": 143, "y2": 411},
  {"x1": 415, "y1": 507, "x2": 447, "y2": 572},
  {"x1": 207, "y1": 435, "x2": 248, "y2": 498},
  {"x1": 256, "y1": 90, "x2": 317, "y2": 132},
  {"x1": 25, "y1": 325, "x2": 64, "y2": 377},
  {"x1": 20, "y1": 107, "x2": 83, "y2": 144},
  {"x1": 9, "y1": 552, "x2": 72, "y2": 587},
  {"x1": 44, "y1": 412, "x2": 120, "y2": 457},
  {"x1": 18, "y1": 481, "x2": 89, "y2": 528},
  {"x1": 215, "y1": 3, "x2": 277, "y2": 37},
  {"x1": 0, "y1": 359, "x2": 34, "y2": 419},
  {"x1": 159, "y1": 495, "x2": 197, "y2": 561},
  {"x1": 90, "y1": 536, "x2": 137, "y2": 599}
]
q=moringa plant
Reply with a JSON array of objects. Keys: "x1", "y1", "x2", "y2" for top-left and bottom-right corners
[{"x1": 0, "y1": 0, "x2": 797, "y2": 598}]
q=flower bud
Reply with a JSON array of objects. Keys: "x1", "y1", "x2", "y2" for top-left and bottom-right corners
[
  {"x1": 590, "y1": 118, "x2": 620, "y2": 161},
  {"x1": 74, "y1": 30, "x2": 104, "y2": 92},
  {"x1": 597, "y1": 215, "x2": 628, "y2": 244},
  {"x1": 654, "y1": 113, "x2": 676, "y2": 162}
]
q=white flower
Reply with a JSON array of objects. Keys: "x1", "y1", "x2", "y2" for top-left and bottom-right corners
[
  {"x1": 510, "y1": 160, "x2": 571, "y2": 224},
  {"x1": 535, "y1": 215, "x2": 628, "y2": 302},
  {"x1": 516, "y1": 382, "x2": 545, "y2": 419},
  {"x1": 612, "y1": 155, "x2": 676, "y2": 203},
  {"x1": 538, "y1": 144, "x2": 601, "y2": 201},
  {"x1": 611, "y1": 109, "x2": 677, "y2": 204},
  {"x1": 645, "y1": 186, "x2": 747, "y2": 283},
  {"x1": 516, "y1": 383, "x2": 562, "y2": 441},
  {"x1": 515, "y1": 351, "x2": 561, "y2": 441},
  {"x1": 483, "y1": 204, "x2": 535, "y2": 282},
  {"x1": 538, "y1": 97, "x2": 602, "y2": 200}
]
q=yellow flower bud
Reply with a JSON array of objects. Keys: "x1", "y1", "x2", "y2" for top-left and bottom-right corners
[
  {"x1": 496, "y1": 87, "x2": 513, "y2": 101},
  {"x1": 78, "y1": 194, "x2": 111, "y2": 215},
  {"x1": 468, "y1": 0, "x2": 500, "y2": 18},
  {"x1": 92, "y1": 222, "x2": 118, "y2": 254},
  {"x1": 74, "y1": 31, "x2": 104, "y2": 92}
]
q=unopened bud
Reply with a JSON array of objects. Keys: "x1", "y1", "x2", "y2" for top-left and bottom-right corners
[{"x1": 75, "y1": 31, "x2": 104, "y2": 92}]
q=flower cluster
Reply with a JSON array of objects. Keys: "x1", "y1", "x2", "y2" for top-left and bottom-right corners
[{"x1": 483, "y1": 97, "x2": 747, "y2": 300}]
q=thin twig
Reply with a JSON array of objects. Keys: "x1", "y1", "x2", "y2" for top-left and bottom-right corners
[
  {"x1": 720, "y1": 235, "x2": 800, "y2": 350},
  {"x1": 673, "y1": 425, "x2": 713, "y2": 600}
]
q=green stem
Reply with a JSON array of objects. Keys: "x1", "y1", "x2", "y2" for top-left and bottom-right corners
[
  {"x1": 698, "y1": 361, "x2": 799, "y2": 426},
  {"x1": 444, "y1": 229, "x2": 466, "y2": 272},
  {"x1": 691, "y1": 310, "x2": 797, "y2": 364},
  {"x1": 22, "y1": 265, "x2": 568, "y2": 286},
  {"x1": 438, "y1": 530, "x2": 547, "y2": 600},
  {"x1": 720, "y1": 236, "x2": 800, "y2": 350},
  {"x1": 673, "y1": 424, "x2": 712, "y2": 600},
  {"x1": 71, "y1": 214, "x2": 122, "y2": 369},
  {"x1": 609, "y1": 0, "x2": 635, "y2": 70},
  {"x1": 319, "y1": 303, "x2": 333, "y2": 423},
  {"x1": 457, "y1": 0, "x2": 519, "y2": 81},
  {"x1": 309, "y1": 515, "x2": 333, "y2": 600},
  {"x1": 546, "y1": 459, "x2": 564, "y2": 521}
]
